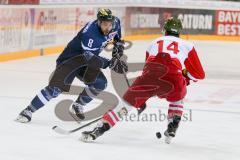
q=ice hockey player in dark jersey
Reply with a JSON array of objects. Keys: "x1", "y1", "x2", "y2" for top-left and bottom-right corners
[
  {"x1": 80, "y1": 17, "x2": 205, "y2": 144},
  {"x1": 16, "y1": 9, "x2": 127, "y2": 123}
]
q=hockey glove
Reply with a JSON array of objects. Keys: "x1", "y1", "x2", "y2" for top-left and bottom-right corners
[
  {"x1": 112, "y1": 40, "x2": 124, "y2": 58},
  {"x1": 182, "y1": 69, "x2": 190, "y2": 86},
  {"x1": 109, "y1": 57, "x2": 128, "y2": 74}
]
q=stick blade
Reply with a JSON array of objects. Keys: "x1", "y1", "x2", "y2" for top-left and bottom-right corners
[{"x1": 52, "y1": 126, "x2": 70, "y2": 135}]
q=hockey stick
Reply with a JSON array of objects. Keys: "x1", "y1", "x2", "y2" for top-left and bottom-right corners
[
  {"x1": 52, "y1": 117, "x2": 102, "y2": 135},
  {"x1": 120, "y1": 60, "x2": 161, "y2": 139},
  {"x1": 116, "y1": 56, "x2": 147, "y2": 115},
  {"x1": 52, "y1": 54, "x2": 145, "y2": 135},
  {"x1": 123, "y1": 70, "x2": 146, "y2": 115},
  {"x1": 52, "y1": 56, "x2": 124, "y2": 135}
]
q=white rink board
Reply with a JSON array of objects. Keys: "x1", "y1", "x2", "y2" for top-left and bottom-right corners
[{"x1": 0, "y1": 40, "x2": 240, "y2": 160}]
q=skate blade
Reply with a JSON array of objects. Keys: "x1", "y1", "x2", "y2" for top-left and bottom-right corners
[
  {"x1": 69, "y1": 107, "x2": 83, "y2": 124},
  {"x1": 79, "y1": 133, "x2": 94, "y2": 142},
  {"x1": 15, "y1": 115, "x2": 30, "y2": 123},
  {"x1": 165, "y1": 136, "x2": 172, "y2": 144}
]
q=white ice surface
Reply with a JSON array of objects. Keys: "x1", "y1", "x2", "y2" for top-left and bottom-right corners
[{"x1": 0, "y1": 40, "x2": 240, "y2": 160}]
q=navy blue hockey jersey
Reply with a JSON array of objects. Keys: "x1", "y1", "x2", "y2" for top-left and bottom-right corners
[{"x1": 56, "y1": 17, "x2": 122, "y2": 66}]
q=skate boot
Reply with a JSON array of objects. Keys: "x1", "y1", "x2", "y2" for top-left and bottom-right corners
[
  {"x1": 164, "y1": 115, "x2": 181, "y2": 144},
  {"x1": 80, "y1": 123, "x2": 110, "y2": 142},
  {"x1": 15, "y1": 107, "x2": 32, "y2": 123},
  {"x1": 69, "y1": 102, "x2": 85, "y2": 121}
]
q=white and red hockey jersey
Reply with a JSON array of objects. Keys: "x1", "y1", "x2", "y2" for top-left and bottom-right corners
[{"x1": 145, "y1": 36, "x2": 205, "y2": 81}]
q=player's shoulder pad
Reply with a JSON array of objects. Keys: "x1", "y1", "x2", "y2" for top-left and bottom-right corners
[
  {"x1": 113, "y1": 17, "x2": 121, "y2": 27},
  {"x1": 114, "y1": 16, "x2": 121, "y2": 23},
  {"x1": 170, "y1": 36, "x2": 194, "y2": 51},
  {"x1": 181, "y1": 38, "x2": 195, "y2": 50},
  {"x1": 82, "y1": 20, "x2": 96, "y2": 34}
]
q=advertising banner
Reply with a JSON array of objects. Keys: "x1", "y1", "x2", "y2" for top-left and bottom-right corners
[
  {"x1": 0, "y1": 6, "x2": 126, "y2": 54},
  {"x1": 8, "y1": 0, "x2": 39, "y2": 4},
  {"x1": 0, "y1": 8, "x2": 33, "y2": 53},
  {"x1": 125, "y1": 7, "x2": 215, "y2": 35},
  {"x1": 32, "y1": 7, "x2": 96, "y2": 48},
  {"x1": 216, "y1": 10, "x2": 240, "y2": 36},
  {"x1": 0, "y1": 5, "x2": 239, "y2": 58},
  {"x1": 0, "y1": 0, "x2": 8, "y2": 4}
]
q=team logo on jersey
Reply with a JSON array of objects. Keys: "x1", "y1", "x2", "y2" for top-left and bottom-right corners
[{"x1": 108, "y1": 31, "x2": 118, "y2": 39}]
